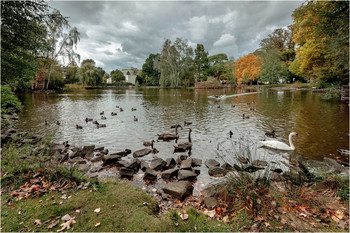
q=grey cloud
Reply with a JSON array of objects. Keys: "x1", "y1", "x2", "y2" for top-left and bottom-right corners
[{"x1": 49, "y1": 1, "x2": 302, "y2": 73}]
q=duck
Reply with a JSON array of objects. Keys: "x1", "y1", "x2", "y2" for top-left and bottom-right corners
[
  {"x1": 265, "y1": 130, "x2": 275, "y2": 138},
  {"x1": 171, "y1": 124, "x2": 182, "y2": 128},
  {"x1": 85, "y1": 117, "x2": 93, "y2": 122},
  {"x1": 143, "y1": 140, "x2": 155, "y2": 149},
  {"x1": 231, "y1": 104, "x2": 235, "y2": 108},
  {"x1": 56, "y1": 120, "x2": 60, "y2": 125},
  {"x1": 134, "y1": 116, "x2": 138, "y2": 121},
  {"x1": 101, "y1": 116, "x2": 107, "y2": 120},
  {"x1": 174, "y1": 129, "x2": 192, "y2": 152},
  {"x1": 247, "y1": 102, "x2": 251, "y2": 106},
  {"x1": 259, "y1": 132, "x2": 298, "y2": 151},
  {"x1": 97, "y1": 123, "x2": 106, "y2": 128},
  {"x1": 250, "y1": 107, "x2": 255, "y2": 111},
  {"x1": 242, "y1": 114, "x2": 250, "y2": 119},
  {"x1": 120, "y1": 108, "x2": 124, "y2": 112},
  {"x1": 131, "y1": 108, "x2": 137, "y2": 111},
  {"x1": 217, "y1": 105, "x2": 220, "y2": 108},
  {"x1": 93, "y1": 120, "x2": 99, "y2": 124},
  {"x1": 116, "y1": 105, "x2": 119, "y2": 108},
  {"x1": 152, "y1": 148, "x2": 159, "y2": 154},
  {"x1": 45, "y1": 120, "x2": 48, "y2": 125},
  {"x1": 100, "y1": 111, "x2": 104, "y2": 115},
  {"x1": 111, "y1": 112, "x2": 117, "y2": 116},
  {"x1": 76, "y1": 124, "x2": 83, "y2": 129},
  {"x1": 229, "y1": 130, "x2": 233, "y2": 138},
  {"x1": 158, "y1": 124, "x2": 182, "y2": 141},
  {"x1": 184, "y1": 121, "x2": 192, "y2": 126}
]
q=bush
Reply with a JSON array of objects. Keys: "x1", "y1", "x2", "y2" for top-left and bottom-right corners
[{"x1": 1, "y1": 85, "x2": 21, "y2": 114}]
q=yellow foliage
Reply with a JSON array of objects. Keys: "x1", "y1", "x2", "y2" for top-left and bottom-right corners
[{"x1": 234, "y1": 54, "x2": 261, "y2": 84}]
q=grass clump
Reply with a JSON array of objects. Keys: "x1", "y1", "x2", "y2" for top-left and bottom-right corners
[{"x1": 1, "y1": 85, "x2": 21, "y2": 114}]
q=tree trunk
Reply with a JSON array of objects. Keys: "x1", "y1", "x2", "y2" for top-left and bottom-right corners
[{"x1": 46, "y1": 62, "x2": 53, "y2": 89}]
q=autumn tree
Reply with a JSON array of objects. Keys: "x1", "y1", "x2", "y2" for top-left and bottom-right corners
[
  {"x1": 234, "y1": 54, "x2": 261, "y2": 85},
  {"x1": 290, "y1": 1, "x2": 349, "y2": 84}
]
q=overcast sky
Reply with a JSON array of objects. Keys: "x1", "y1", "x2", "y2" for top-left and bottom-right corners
[{"x1": 49, "y1": 0, "x2": 302, "y2": 73}]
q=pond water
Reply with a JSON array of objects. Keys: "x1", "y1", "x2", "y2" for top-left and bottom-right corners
[{"x1": 18, "y1": 88, "x2": 349, "y2": 193}]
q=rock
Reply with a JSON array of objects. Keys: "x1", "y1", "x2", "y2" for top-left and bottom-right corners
[
  {"x1": 204, "y1": 197, "x2": 217, "y2": 208},
  {"x1": 221, "y1": 162, "x2": 234, "y2": 171},
  {"x1": 234, "y1": 164, "x2": 243, "y2": 171},
  {"x1": 176, "y1": 155, "x2": 188, "y2": 164},
  {"x1": 237, "y1": 156, "x2": 249, "y2": 164},
  {"x1": 81, "y1": 145, "x2": 95, "y2": 156},
  {"x1": 91, "y1": 156, "x2": 103, "y2": 162},
  {"x1": 191, "y1": 158, "x2": 202, "y2": 167},
  {"x1": 143, "y1": 168, "x2": 158, "y2": 181},
  {"x1": 178, "y1": 170, "x2": 198, "y2": 180},
  {"x1": 102, "y1": 154, "x2": 122, "y2": 165},
  {"x1": 323, "y1": 157, "x2": 349, "y2": 174},
  {"x1": 271, "y1": 168, "x2": 283, "y2": 173},
  {"x1": 180, "y1": 159, "x2": 192, "y2": 170},
  {"x1": 252, "y1": 160, "x2": 268, "y2": 167},
  {"x1": 127, "y1": 159, "x2": 141, "y2": 171},
  {"x1": 102, "y1": 149, "x2": 109, "y2": 155},
  {"x1": 140, "y1": 160, "x2": 149, "y2": 171},
  {"x1": 133, "y1": 148, "x2": 152, "y2": 158},
  {"x1": 150, "y1": 158, "x2": 166, "y2": 171},
  {"x1": 165, "y1": 158, "x2": 176, "y2": 169},
  {"x1": 244, "y1": 165, "x2": 265, "y2": 173},
  {"x1": 71, "y1": 156, "x2": 86, "y2": 164},
  {"x1": 163, "y1": 181, "x2": 193, "y2": 200},
  {"x1": 68, "y1": 151, "x2": 79, "y2": 159},
  {"x1": 85, "y1": 150, "x2": 94, "y2": 160},
  {"x1": 117, "y1": 160, "x2": 130, "y2": 167},
  {"x1": 160, "y1": 168, "x2": 179, "y2": 179},
  {"x1": 205, "y1": 159, "x2": 220, "y2": 168},
  {"x1": 208, "y1": 167, "x2": 227, "y2": 176},
  {"x1": 94, "y1": 146, "x2": 104, "y2": 151},
  {"x1": 119, "y1": 167, "x2": 134, "y2": 178},
  {"x1": 61, "y1": 214, "x2": 71, "y2": 222},
  {"x1": 49, "y1": 143, "x2": 65, "y2": 156},
  {"x1": 269, "y1": 172, "x2": 285, "y2": 182},
  {"x1": 78, "y1": 164, "x2": 91, "y2": 172},
  {"x1": 111, "y1": 149, "x2": 131, "y2": 157},
  {"x1": 192, "y1": 169, "x2": 201, "y2": 175},
  {"x1": 89, "y1": 165, "x2": 103, "y2": 173}
]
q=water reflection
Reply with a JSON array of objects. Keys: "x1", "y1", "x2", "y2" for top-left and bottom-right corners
[{"x1": 18, "y1": 88, "x2": 349, "y2": 190}]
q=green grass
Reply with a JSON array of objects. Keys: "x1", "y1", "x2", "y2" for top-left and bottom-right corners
[{"x1": 1, "y1": 182, "x2": 231, "y2": 232}]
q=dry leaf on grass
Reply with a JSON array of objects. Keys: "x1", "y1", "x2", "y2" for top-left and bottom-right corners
[
  {"x1": 179, "y1": 211, "x2": 188, "y2": 220},
  {"x1": 47, "y1": 220, "x2": 59, "y2": 229},
  {"x1": 203, "y1": 209, "x2": 216, "y2": 218},
  {"x1": 34, "y1": 219, "x2": 42, "y2": 226},
  {"x1": 254, "y1": 216, "x2": 266, "y2": 222},
  {"x1": 94, "y1": 208, "x2": 101, "y2": 213},
  {"x1": 57, "y1": 217, "x2": 76, "y2": 232},
  {"x1": 94, "y1": 222, "x2": 101, "y2": 227},
  {"x1": 264, "y1": 222, "x2": 271, "y2": 227},
  {"x1": 275, "y1": 225, "x2": 283, "y2": 229}
]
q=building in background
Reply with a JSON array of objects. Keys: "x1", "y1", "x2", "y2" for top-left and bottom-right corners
[{"x1": 122, "y1": 67, "x2": 138, "y2": 84}]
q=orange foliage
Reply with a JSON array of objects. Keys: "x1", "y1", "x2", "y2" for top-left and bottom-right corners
[{"x1": 234, "y1": 54, "x2": 261, "y2": 84}]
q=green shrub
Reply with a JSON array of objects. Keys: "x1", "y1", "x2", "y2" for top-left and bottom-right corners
[{"x1": 1, "y1": 85, "x2": 21, "y2": 114}]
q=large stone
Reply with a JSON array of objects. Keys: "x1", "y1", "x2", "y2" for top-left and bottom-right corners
[
  {"x1": 269, "y1": 172, "x2": 285, "y2": 182},
  {"x1": 103, "y1": 154, "x2": 122, "y2": 165},
  {"x1": 180, "y1": 159, "x2": 192, "y2": 170},
  {"x1": 208, "y1": 167, "x2": 227, "y2": 176},
  {"x1": 117, "y1": 160, "x2": 130, "y2": 167},
  {"x1": 119, "y1": 167, "x2": 134, "y2": 178},
  {"x1": 78, "y1": 164, "x2": 91, "y2": 172},
  {"x1": 133, "y1": 148, "x2": 152, "y2": 158},
  {"x1": 176, "y1": 155, "x2": 188, "y2": 164},
  {"x1": 150, "y1": 158, "x2": 166, "y2": 171},
  {"x1": 140, "y1": 160, "x2": 149, "y2": 171},
  {"x1": 127, "y1": 159, "x2": 141, "y2": 171},
  {"x1": 221, "y1": 162, "x2": 234, "y2": 171},
  {"x1": 163, "y1": 181, "x2": 193, "y2": 200},
  {"x1": 178, "y1": 170, "x2": 197, "y2": 180},
  {"x1": 204, "y1": 197, "x2": 217, "y2": 209},
  {"x1": 91, "y1": 156, "x2": 103, "y2": 162},
  {"x1": 252, "y1": 160, "x2": 268, "y2": 167},
  {"x1": 244, "y1": 165, "x2": 265, "y2": 173},
  {"x1": 49, "y1": 143, "x2": 65, "y2": 156},
  {"x1": 205, "y1": 159, "x2": 220, "y2": 168},
  {"x1": 161, "y1": 168, "x2": 179, "y2": 179},
  {"x1": 165, "y1": 158, "x2": 176, "y2": 169},
  {"x1": 143, "y1": 168, "x2": 157, "y2": 181},
  {"x1": 323, "y1": 157, "x2": 349, "y2": 174},
  {"x1": 237, "y1": 156, "x2": 249, "y2": 164},
  {"x1": 81, "y1": 145, "x2": 95, "y2": 156},
  {"x1": 111, "y1": 149, "x2": 131, "y2": 157},
  {"x1": 191, "y1": 158, "x2": 202, "y2": 167}
]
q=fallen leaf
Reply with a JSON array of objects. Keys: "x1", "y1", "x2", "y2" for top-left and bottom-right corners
[
  {"x1": 47, "y1": 220, "x2": 59, "y2": 229},
  {"x1": 61, "y1": 194, "x2": 67, "y2": 200},
  {"x1": 75, "y1": 209, "x2": 80, "y2": 214},
  {"x1": 223, "y1": 216, "x2": 229, "y2": 223},
  {"x1": 94, "y1": 222, "x2": 101, "y2": 227},
  {"x1": 254, "y1": 216, "x2": 266, "y2": 222},
  {"x1": 57, "y1": 217, "x2": 75, "y2": 232},
  {"x1": 203, "y1": 209, "x2": 216, "y2": 218},
  {"x1": 264, "y1": 222, "x2": 271, "y2": 227},
  {"x1": 94, "y1": 208, "x2": 101, "y2": 213},
  {"x1": 331, "y1": 215, "x2": 340, "y2": 223},
  {"x1": 34, "y1": 219, "x2": 42, "y2": 226},
  {"x1": 280, "y1": 218, "x2": 287, "y2": 225},
  {"x1": 275, "y1": 225, "x2": 283, "y2": 229},
  {"x1": 61, "y1": 214, "x2": 71, "y2": 222},
  {"x1": 179, "y1": 211, "x2": 188, "y2": 220}
]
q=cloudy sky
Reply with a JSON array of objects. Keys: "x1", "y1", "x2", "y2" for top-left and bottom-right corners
[{"x1": 49, "y1": 0, "x2": 302, "y2": 73}]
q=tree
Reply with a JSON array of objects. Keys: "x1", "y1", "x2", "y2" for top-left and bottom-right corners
[
  {"x1": 157, "y1": 38, "x2": 194, "y2": 87},
  {"x1": 110, "y1": 69, "x2": 125, "y2": 83},
  {"x1": 102, "y1": 73, "x2": 110, "y2": 83},
  {"x1": 64, "y1": 61, "x2": 79, "y2": 84},
  {"x1": 1, "y1": 0, "x2": 67, "y2": 90},
  {"x1": 290, "y1": 1, "x2": 349, "y2": 84},
  {"x1": 44, "y1": 10, "x2": 80, "y2": 89},
  {"x1": 194, "y1": 44, "x2": 209, "y2": 82},
  {"x1": 76, "y1": 59, "x2": 104, "y2": 86},
  {"x1": 223, "y1": 57, "x2": 236, "y2": 84},
  {"x1": 206, "y1": 53, "x2": 228, "y2": 79},
  {"x1": 258, "y1": 49, "x2": 289, "y2": 84},
  {"x1": 234, "y1": 54, "x2": 261, "y2": 85},
  {"x1": 141, "y1": 53, "x2": 160, "y2": 86}
]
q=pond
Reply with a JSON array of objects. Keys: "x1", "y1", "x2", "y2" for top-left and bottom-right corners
[{"x1": 17, "y1": 88, "x2": 349, "y2": 193}]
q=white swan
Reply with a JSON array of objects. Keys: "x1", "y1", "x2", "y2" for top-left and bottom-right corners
[{"x1": 259, "y1": 132, "x2": 298, "y2": 151}]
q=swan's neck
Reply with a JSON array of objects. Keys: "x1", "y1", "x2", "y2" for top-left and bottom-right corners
[
  {"x1": 188, "y1": 130, "x2": 191, "y2": 142},
  {"x1": 289, "y1": 134, "x2": 295, "y2": 150}
]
